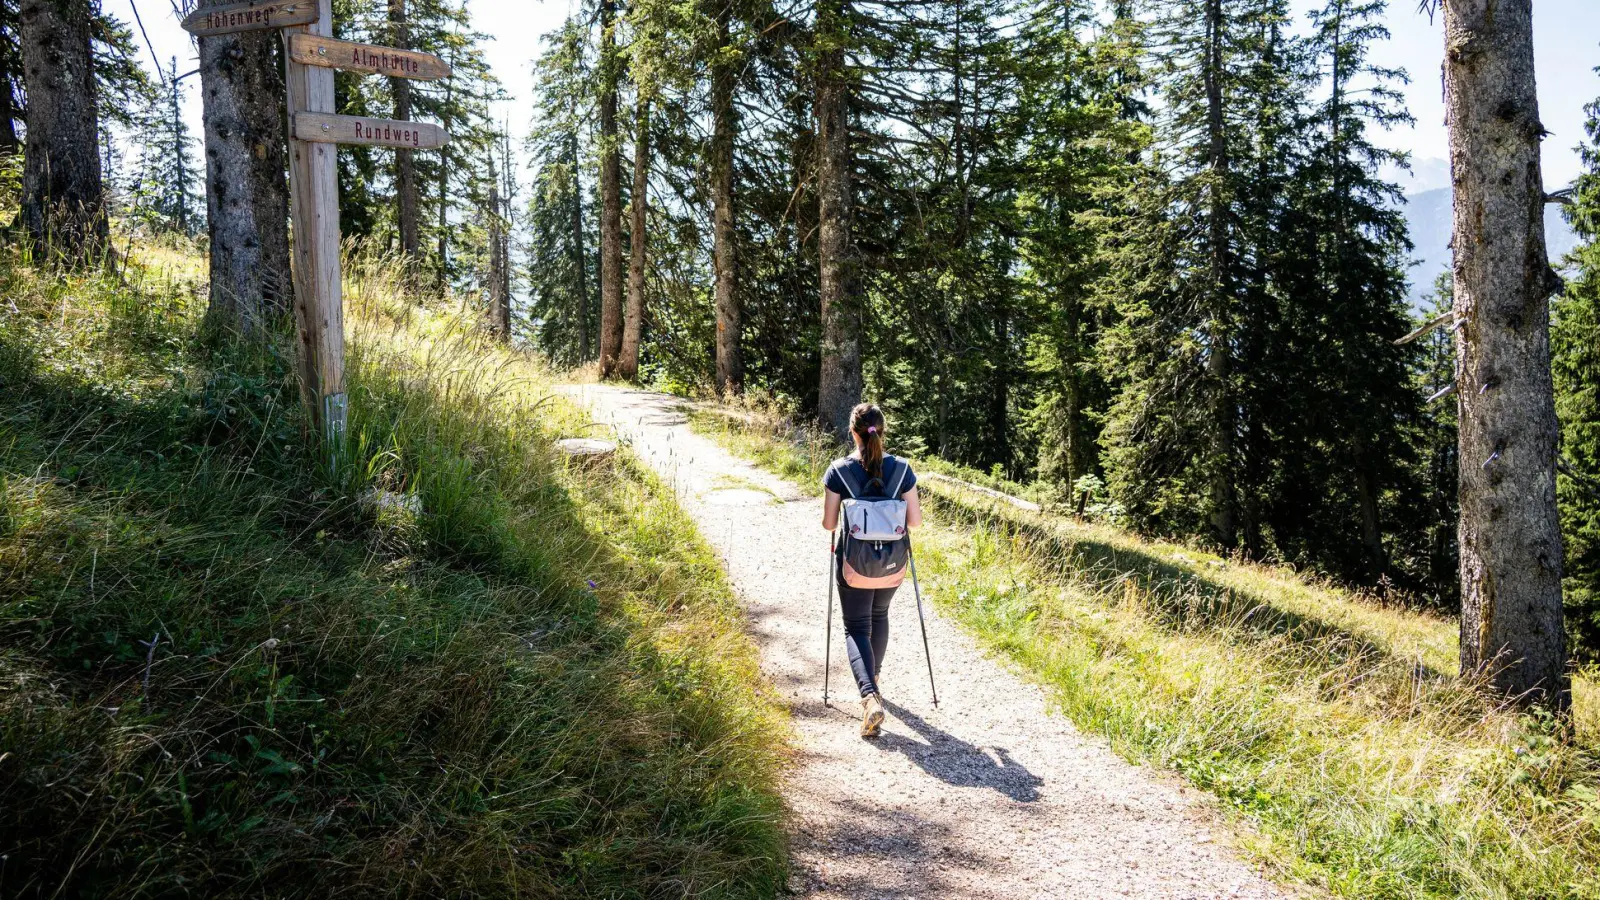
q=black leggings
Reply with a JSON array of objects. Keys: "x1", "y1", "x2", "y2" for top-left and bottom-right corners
[{"x1": 837, "y1": 567, "x2": 898, "y2": 698}]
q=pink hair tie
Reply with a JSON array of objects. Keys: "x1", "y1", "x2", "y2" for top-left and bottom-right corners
[{"x1": 867, "y1": 426, "x2": 878, "y2": 435}]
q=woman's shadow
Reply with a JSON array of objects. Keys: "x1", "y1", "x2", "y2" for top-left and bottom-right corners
[{"x1": 874, "y1": 699, "x2": 1043, "y2": 802}]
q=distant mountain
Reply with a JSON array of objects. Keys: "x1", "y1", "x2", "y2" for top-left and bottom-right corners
[{"x1": 1402, "y1": 187, "x2": 1582, "y2": 309}]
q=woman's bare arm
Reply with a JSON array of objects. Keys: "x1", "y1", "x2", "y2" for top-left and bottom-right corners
[
  {"x1": 904, "y1": 486, "x2": 923, "y2": 528},
  {"x1": 822, "y1": 490, "x2": 842, "y2": 531}
]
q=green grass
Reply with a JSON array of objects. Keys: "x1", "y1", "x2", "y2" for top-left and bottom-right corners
[
  {"x1": 687, "y1": 402, "x2": 1600, "y2": 900},
  {"x1": 0, "y1": 245, "x2": 788, "y2": 898}
]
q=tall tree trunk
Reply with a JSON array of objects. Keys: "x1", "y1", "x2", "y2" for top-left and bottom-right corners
[
  {"x1": 16, "y1": 0, "x2": 107, "y2": 263},
  {"x1": 619, "y1": 97, "x2": 648, "y2": 380},
  {"x1": 990, "y1": 305, "x2": 1011, "y2": 471},
  {"x1": 1203, "y1": 0, "x2": 1237, "y2": 549},
  {"x1": 198, "y1": 4, "x2": 292, "y2": 335},
  {"x1": 814, "y1": 0, "x2": 861, "y2": 438},
  {"x1": 571, "y1": 130, "x2": 590, "y2": 362},
  {"x1": 596, "y1": 0, "x2": 624, "y2": 377},
  {"x1": 435, "y1": 54, "x2": 453, "y2": 290},
  {"x1": 711, "y1": 4, "x2": 741, "y2": 395},
  {"x1": 487, "y1": 181, "x2": 509, "y2": 340},
  {"x1": 1444, "y1": 0, "x2": 1568, "y2": 707},
  {"x1": 1354, "y1": 438, "x2": 1386, "y2": 579},
  {"x1": 388, "y1": 0, "x2": 420, "y2": 267}
]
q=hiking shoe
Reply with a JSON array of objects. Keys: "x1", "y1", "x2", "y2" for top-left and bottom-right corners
[{"x1": 860, "y1": 693, "x2": 886, "y2": 738}]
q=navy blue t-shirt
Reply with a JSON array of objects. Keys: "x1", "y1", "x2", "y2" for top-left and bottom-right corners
[{"x1": 823, "y1": 454, "x2": 917, "y2": 500}]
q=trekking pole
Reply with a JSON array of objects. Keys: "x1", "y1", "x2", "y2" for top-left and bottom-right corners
[
  {"x1": 823, "y1": 529, "x2": 836, "y2": 707},
  {"x1": 909, "y1": 547, "x2": 939, "y2": 708}
]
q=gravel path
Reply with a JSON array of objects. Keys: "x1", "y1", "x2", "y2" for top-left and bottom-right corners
[{"x1": 565, "y1": 385, "x2": 1288, "y2": 900}]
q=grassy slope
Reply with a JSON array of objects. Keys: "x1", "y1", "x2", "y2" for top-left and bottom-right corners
[
  {"x1": 0, "y1": 247, "x2": 787, "y2": 898},
  {"x1": 686, "y1": 404, "x2": 1600, "y2": 900}
]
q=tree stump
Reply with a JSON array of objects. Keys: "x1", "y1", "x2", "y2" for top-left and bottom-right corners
[{"x1": 556, "y1": 438, "x2": 617, "y2": 465}]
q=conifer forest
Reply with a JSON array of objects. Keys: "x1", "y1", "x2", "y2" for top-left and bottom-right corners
[
  {"x1": 514, "y1": 0, "x2": 1599, "y2": 670},
  {"x1": 4, "y1": 0, "x2": 1600, "y2": 894}
]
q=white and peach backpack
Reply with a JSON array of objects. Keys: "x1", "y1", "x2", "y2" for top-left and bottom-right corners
[{"x1": 838, "y1": 458, "x2": 911, "y2": 588}]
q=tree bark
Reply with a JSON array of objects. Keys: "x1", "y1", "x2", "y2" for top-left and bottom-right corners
[
  {"x1": 814, "y1": 0, "x2": 861, "y2": 438},
  {"x1": 619, "y1": 97, "x2": 648, "y2": 380},
  {"x1": 711, "y1": 4, "x2": 742, "y2": 395},
  {"x1": 388, "y1": 0, "x2": 420, "y2": 267},
  {"x1": 596, "y1": 0, "x2": 624, "y2": 377},
  {"x1": 487, "y1": 182, "x2": 509, "y2": 340},
  {"x1": 198, "y1": 6, "x2": 292, "y2": 336},
  {"x1": 16, "y1": 0, "x2": 107, "y2": 264},
  {"x1": 1444, "y1": 0, "x2": 1568, "y2": 707}
]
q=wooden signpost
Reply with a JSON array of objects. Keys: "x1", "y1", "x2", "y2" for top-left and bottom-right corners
[
  {"x1": 184, "y1": 0, "x2": 450, "y2": 455},
  {"x1": 287, "y1": 34, "x2": 452, "y2": 80},
  {"x1": 293, "y1": 113, "x2": 450, "y2": 150},
  {"x1": 180, "y1": 0, "x2": 319, "y2": 37}
]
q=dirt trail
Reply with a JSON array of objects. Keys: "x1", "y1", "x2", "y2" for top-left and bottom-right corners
[{"x1": 566, "y1": 385, "x2": 1286, "y2": 900}]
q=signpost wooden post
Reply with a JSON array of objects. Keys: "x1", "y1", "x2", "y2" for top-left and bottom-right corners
[
  {"x1": 281, "y1": 0, "x2": 346, "y2": 449},
  {"x1": 184, "y1": 0, "x2": 450, "y2": 462}
]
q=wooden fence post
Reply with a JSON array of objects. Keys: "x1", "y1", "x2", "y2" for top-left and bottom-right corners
[{"x1": 283, "y1": 0, "x2": 345, "y2": 450}]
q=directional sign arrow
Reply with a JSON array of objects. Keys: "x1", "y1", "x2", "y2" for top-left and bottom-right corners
[
  {"x1": 181, "y1": 0, "x2": 318, "y2": 36},
  {"x1": 293, "y1": 113, "x2": 449, "y2": 150},
  {"x1": 287, "y1": 34, "x2": 452, "y2": 81}
]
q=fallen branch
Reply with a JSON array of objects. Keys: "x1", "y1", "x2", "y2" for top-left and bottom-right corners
[{"x1": 923, "y1": 472, "x2": 1042, "y2": 512}]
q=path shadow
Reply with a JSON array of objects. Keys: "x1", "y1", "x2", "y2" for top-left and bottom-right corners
[
  {"x1": 875, "y1": 700, "x2": 1044, "y2": 803},
  {"x1": 792, "y1": 795, "x2": 1007, "y2": 899}
]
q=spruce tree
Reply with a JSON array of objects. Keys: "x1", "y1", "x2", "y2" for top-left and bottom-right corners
[
  {"x1": 526, "y1": 18, "x2": 598, "y2": 365},
  {"x1": 1263, "y1": 0, "x2": 1420, "y2": 580},
  {"x1": 129, "y1": 60, "x2": 201, "y2": 237},
  {"x1": 1555, "y1": 84, "x2": 1600, "y2": 660},
  {"x1": 1097, "y1": 0, "x2": 1298, "y2": 547},
  {"x1": 1012, "y1": 0, "x2": 1145, "y2": 496},
  {"x1": 596, "y1": 0, "x2": 625, "y2": 376}
]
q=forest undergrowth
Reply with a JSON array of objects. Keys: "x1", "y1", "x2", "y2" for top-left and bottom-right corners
[
  {"x1": 687, "y1": 400, "x2": 1600, "y2": 900},
  {"x1": 0, "y1": 241, "x2": 788, "y2": 898}
]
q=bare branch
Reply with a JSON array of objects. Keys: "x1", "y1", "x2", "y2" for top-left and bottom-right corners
[{"x1": 1394, "y1": 310, "x2": 1457, "y2": 345}]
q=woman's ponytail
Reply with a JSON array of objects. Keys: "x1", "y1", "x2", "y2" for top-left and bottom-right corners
[{"x1": 850, "y1": 403, "x2": 888, "y2": 480}]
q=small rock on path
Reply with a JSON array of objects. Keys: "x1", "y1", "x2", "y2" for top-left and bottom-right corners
[{"x1": 565, "y1": 385, "x2": 1287, "y2": 900}]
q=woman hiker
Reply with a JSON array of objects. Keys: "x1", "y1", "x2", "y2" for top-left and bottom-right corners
[{"x1": 821, "y1": 403, "x2": 924, "y2": 737}]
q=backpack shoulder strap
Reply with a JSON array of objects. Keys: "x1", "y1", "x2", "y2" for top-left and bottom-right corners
[
  {"x1": 889, "y1": 457, "x2": 909, "y2": 498},
  {"x1": 836, "y1": 460, "x2": 858, "y2": 500}
]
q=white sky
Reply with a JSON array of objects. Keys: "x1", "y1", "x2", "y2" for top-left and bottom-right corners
[{"x1": 105, "y1": 0, "x2": 1599, "y2": 196}]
